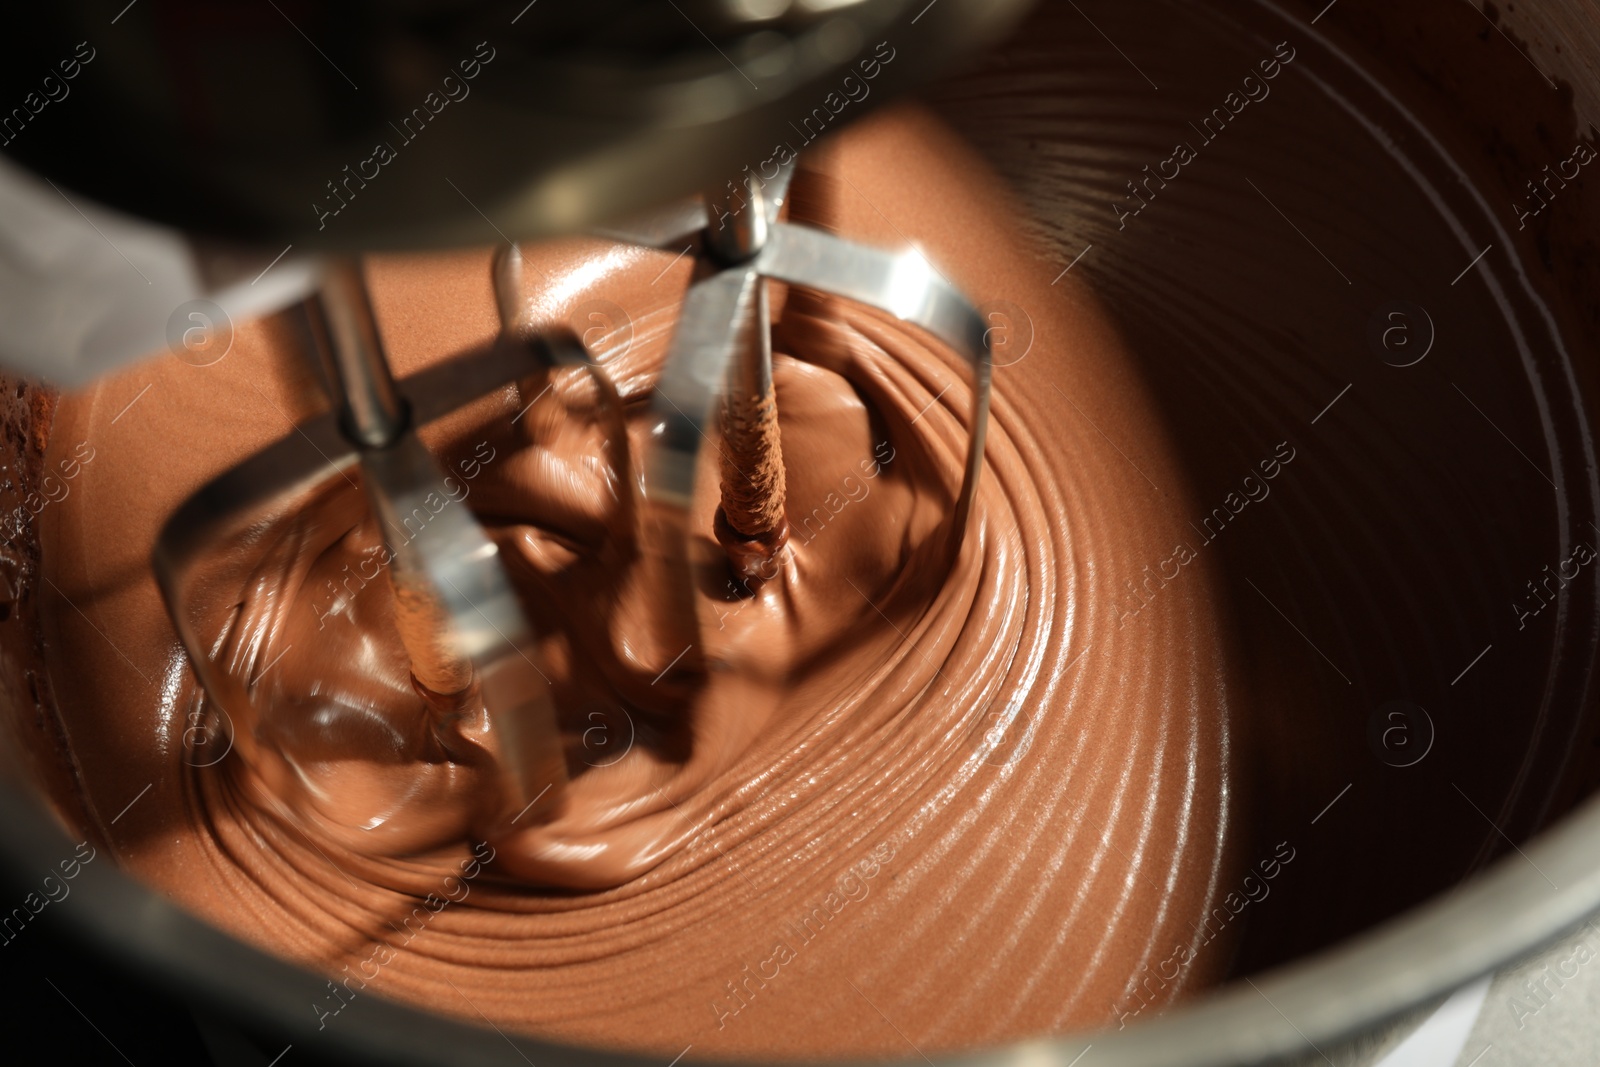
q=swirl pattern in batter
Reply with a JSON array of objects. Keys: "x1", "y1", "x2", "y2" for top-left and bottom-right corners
[{"x1": 38, "y1": 106, "x2": 1243, "y2": 1057}]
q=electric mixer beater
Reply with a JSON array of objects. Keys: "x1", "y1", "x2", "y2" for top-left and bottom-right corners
[{"x1": 153, "y1": 142, "x2": 995, "y2": 842}]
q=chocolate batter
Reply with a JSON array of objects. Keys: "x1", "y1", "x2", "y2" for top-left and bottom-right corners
[
  {"x1": 17, "y1": 0, "x2": 1600, "y2": 1060},
  {"x1": 33, "y1": 101, "x2": 1242, "y2": 1055}
]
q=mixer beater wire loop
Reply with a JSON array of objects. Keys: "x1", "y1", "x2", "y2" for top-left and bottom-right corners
[
  {"x1": 154, "y1": 257, "x2": 623, "y2": 829},
  {"x1": 631, "y1": 157, "x2": 993, "y2": 675}
]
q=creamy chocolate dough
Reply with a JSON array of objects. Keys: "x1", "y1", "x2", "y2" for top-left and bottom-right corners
[
  {"x1": 34, "y1": 104, "x2": 1242, "y2": 1055},
  {"x1": 16, "y1": 0, "x2": 1600, "y2": 1060}
]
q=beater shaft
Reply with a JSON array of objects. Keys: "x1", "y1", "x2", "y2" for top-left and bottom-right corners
[
  {"x1": 704, "y1": 174, "x2": 790, "y2": 580},
  {"x1": 313, "y1": 256, "x2": 566, "y2": 822}
]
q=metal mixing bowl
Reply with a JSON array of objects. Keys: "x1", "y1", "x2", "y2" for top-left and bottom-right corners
[{"x1": 2, "y1": 0, "x2": 1597, "y2": 1064}]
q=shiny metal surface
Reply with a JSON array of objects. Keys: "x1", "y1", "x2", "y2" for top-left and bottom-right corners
[
  {"x1": 312, "y1": 259, "x2": 411, "y2": 449},
  {"x1": 644, "y1": 212, "x2": 994, "y2": 530},
  {"x1": 315, "y1": 255, "x2": 568, "y2": 818},
  {"x1": 643, "y1": 159, "x2": 798, "y2": 515},
  {"x1": 151, "y1": 311, "x2": 598, "y2": 826},
  {"x1": 754, "y1": 222, "x2": 992, "y2": 538},
  {"x1": 0, "y1": 154, "x2": 320, "y2": 387},
  {"x1": 357, "y1": 431, "x2": 567, "y2": 822},
  {"x1": 632, "y1": 157, "x2": 992, "y2": 662},
  {"x1": 650, "y1": 264, "x2": 773, "y2": 511},
  {"x1": 705, "y1": 172, "x2": 772, "y2": 265},
  {"x1": 0, "y1": 0, "x2": 1033, "y2": 250},
  {"x1": 0, "y1": 0, "x2": 1033, "y2": 383}
]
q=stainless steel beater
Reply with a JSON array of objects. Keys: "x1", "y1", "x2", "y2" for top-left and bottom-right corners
[{"x1": 152, "y1": 154, "x2": 993, "y2": 822}]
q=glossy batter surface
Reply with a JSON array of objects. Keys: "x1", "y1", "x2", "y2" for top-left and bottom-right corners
[
  {"x1": 37, "y1": 105, "x2": 1241, "y2": 1057},
  {"x1": 33, "y1": 0, "x2": 1600, "y2": 1057}
]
